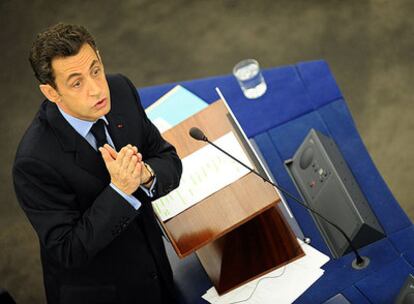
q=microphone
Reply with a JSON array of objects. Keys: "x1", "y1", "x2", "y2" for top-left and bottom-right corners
[
  {"x1": 189, "y1": 127, "x2": 370, "y2": 270},
  {"x1": 189, "y1": 127, "x2": 207, "y2": 141}
]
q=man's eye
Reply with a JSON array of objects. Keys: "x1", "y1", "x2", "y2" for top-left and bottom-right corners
[
  {"x1": 73, "y1": 81, "x2": 81, "y2": 88},
  {"x1": 93, "y1": 67, "x2": 101, "y2": 76}
]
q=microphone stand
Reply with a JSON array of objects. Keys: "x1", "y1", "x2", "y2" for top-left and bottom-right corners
[{"x1": 197, "y1": 133, "x2": 370, "y2": 270}]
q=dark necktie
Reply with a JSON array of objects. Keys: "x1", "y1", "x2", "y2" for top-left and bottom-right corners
[{"x1": 90, "y1": 119, "x2": 108, "y2": 149}]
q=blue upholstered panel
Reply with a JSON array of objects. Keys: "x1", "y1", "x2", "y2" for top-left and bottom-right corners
[
  {"x1": 354, "y1": 257, "x2": 414, "y2": 304},
  {"x1": 296, "y1": 60, "x2": 343, "y2": 107},
  {"x1": 389, "y1": 225, "x2": 414, "y2": 268},
  {"x1": 403, "y1": 251, "x2": 414, "y2": 269},
  {"x1": 222, "y1": 66, "x2": 316, "y2": 137},
  {"x1": 295, "y1": 239, "x2": 399, "y2": 303},
  {"x1": 339, "y1": 286, "x2": 370, "y2": 304}
]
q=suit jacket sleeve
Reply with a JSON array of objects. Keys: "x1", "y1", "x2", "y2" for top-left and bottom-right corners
[
  {"x1": 121, "y1": 75, "x2": 182, "y2": 200},
  {"x1": 13, "y1": 156, "x2": 139, "y2": 269}
]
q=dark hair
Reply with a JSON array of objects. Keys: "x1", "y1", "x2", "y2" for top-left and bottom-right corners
[{"x1": 29, "y1": 23, "x2": 98, "y2": 88}]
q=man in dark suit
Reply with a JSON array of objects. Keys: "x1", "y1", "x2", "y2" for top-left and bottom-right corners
[{"x1": 13, "y1": 23, "x2": 182, "y2": 304}]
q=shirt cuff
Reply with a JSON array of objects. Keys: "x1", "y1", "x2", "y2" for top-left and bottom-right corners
[
  {"x1": 140, "y1": 177, "x2": 157, "y2": 198},
  {"x1": 110, "y1": 183, "x2": 142, "y2": 210}
]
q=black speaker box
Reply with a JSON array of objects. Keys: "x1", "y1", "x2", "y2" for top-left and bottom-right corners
[{"x1": 285, "y1": 129, "x2": 385, "y2": 258}]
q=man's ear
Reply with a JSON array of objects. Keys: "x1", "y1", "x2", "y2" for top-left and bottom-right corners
[{"x1": 39, "y1": 84, "x2": 61, "y2": 104}]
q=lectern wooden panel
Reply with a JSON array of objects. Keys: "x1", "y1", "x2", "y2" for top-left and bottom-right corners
[{"x1": 159, "y1": 100, "x2": 304, "y2": 294}]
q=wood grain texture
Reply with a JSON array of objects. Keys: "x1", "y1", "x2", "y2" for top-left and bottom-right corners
[{"x1": 166, "y1": 173, "x2": 279, "y2": 256}]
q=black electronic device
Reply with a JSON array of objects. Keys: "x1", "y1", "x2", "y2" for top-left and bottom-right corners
[
  {"x1": 395, "y1": 274, "x2": 414, "y2": 304},
  {"x1": 285, "y1": 129, "x2": 385, "y2": 258}
]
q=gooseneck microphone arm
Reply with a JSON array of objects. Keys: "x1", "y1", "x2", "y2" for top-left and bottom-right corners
[{"x1": 189, "y1": 127, "x2": 369, "y2": 268}]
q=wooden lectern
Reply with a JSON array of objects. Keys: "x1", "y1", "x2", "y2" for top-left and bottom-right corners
[{"x1": 159, "y1": 100, "x2": 304, "y2": 294}]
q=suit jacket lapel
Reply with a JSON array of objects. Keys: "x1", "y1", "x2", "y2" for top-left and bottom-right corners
[{"x1": 46, "y1": 101, "x2": 110, "y2": 182}]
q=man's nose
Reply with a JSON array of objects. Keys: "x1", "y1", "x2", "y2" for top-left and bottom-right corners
[{"x1": 88, "y1": 78, "x2": 101, "y2": 97}]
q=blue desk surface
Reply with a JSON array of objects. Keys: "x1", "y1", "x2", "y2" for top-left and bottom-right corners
[{"x1": 138, "y1": 60, "x2": 413, "y2": 304}]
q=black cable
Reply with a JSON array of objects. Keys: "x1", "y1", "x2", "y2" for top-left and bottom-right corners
[{"x1": 226, "y1": 266, "x2": 287, "y2": 304}]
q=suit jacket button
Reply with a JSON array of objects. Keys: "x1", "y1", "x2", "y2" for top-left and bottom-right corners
[{"x1": 151, "y1": 272, "x2": 158, "y2": 280}]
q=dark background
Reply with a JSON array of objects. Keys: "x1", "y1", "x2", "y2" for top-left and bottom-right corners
[{"x1": 1, "y1": 1, "x2": 413, "y2": 302}]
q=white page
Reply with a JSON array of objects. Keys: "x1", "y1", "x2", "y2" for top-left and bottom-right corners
[
  {"x1": 152, "y1": 132, "x2": 253, "y2": 221},
  {"x1": 295, "y1": 239, "x2": 330, "y2": 270}
]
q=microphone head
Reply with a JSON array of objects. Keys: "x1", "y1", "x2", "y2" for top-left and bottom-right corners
[{"x1": 189, "y1": 127, "x2": 207, "y2": 141}]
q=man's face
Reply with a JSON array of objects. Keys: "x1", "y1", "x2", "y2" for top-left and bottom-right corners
[{"x1": 48, "y1": 43, "x2": 111, "y2": 121}]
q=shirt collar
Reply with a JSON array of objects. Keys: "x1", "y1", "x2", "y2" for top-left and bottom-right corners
[{"x1": 57, "y1": 106, "x2": 109, "y2": 139}]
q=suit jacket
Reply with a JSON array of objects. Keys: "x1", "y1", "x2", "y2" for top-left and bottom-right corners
[{"x1": 13, "y1": 74, "x2": 182, "y2": 304}]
